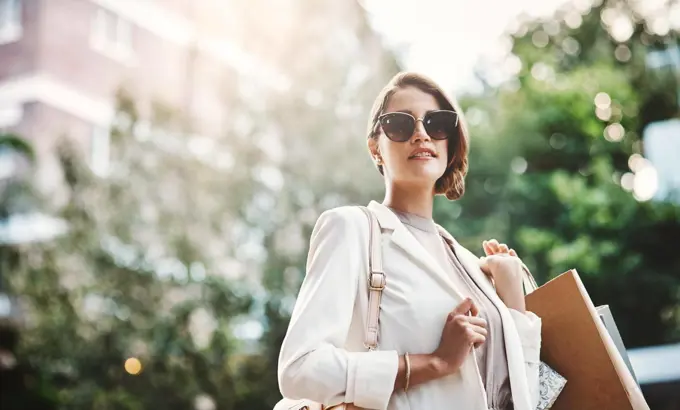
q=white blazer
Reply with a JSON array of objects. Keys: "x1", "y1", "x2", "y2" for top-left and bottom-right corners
[{"x1": 278, "y1": 201, "x2": 541, "y2": 410}]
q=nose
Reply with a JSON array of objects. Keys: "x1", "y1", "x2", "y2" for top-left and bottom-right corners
[{"x1": 410, "y1": 119, "x2": 431, "y2": 142}]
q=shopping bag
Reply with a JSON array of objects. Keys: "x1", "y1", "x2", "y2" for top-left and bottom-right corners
[{"x1": 524, "y1": 269, "x2": 650, "y2": 410}]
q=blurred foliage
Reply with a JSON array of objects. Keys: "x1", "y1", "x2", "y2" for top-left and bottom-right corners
[
  {"x1": 2, "y1": 108, "x2": 257, "y2": 410},
  {"x1": 1, "y1": 0, "x2": 679, "y2": 409},
  {"x1": 0, "y1": 133, "x2": 35, "y2": 163},
  {"x1": 0, "y1": 133, "x2": 37, "y2": 219},
  {"x1": 0, "y1": 1, "x2": 397, "y2": 409},
  {"x1": 436, "y1": 0, "x2": 680, "y2": 347}
]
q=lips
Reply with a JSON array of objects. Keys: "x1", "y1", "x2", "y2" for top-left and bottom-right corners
[{"x1": 408, "y1": 147, "x2": 437, "y2": 159}]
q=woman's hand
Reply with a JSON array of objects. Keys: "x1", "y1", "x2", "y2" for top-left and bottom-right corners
[
  {"x1": 479, "y1": 239, "x2": 526, "y2": 312},
  {"x1": 431, "y1": 298, "x2": 488, "y2": 375}
]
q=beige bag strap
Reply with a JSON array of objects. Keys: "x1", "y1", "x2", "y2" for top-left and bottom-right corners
[{"x1": 358, "y1": 206, "x2": 384, "y2": 351}]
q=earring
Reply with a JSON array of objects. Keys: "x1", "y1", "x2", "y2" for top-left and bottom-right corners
[{"x1": 375, "y1": 156, "x2": 383, "y2": 165}]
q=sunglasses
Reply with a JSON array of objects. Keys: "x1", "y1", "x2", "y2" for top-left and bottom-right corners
[{"x1": 378, "y1": 110, "x2": 459, "y2": 142}]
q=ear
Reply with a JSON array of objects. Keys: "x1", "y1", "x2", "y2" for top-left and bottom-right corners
[{"x1": 367, "y1": 137, "x2": 380, "y2": 160}]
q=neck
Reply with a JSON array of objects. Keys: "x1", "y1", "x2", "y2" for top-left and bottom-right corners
[{"x1": 383, "y1": 182, "x2": 435, "y2": 220}]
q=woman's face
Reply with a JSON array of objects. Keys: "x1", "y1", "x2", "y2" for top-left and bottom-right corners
[{"x1": 370, "y1": 86, "x2": 449, "y2": 191}]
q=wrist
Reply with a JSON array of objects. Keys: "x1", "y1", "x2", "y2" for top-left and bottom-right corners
[
  {"x1": 427, "y1": 353, "x2": 452, "y2": 377},
  {"x1": 500, "y1": 289, "x2": 526, "y2": 312}
]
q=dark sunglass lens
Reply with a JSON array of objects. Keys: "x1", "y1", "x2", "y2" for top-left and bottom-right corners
[
  {"x1": 424, "y1": 111, "x2": 458, "y2": 140},
  {"x1": 381, "y1": 113, "x2": 414, "y2": 142}
]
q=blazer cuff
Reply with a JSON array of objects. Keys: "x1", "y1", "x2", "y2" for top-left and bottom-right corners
[
  {"x1": 509, "y1": 309, "x2": 542, "y2": 364},
  {"x1": 346, "y1": 350, "x2": 399, "y2": 410}
]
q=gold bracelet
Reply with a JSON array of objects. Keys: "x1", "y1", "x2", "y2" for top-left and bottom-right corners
[{"x1": 404, "y1": 352, "x2": 411, "y2": 392}]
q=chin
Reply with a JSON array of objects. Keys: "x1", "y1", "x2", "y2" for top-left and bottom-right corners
[
  {"x1": 398, "y1": 173, "x2": 441, "y2": 189},
  {"x1": 411, "y1": 167, "x2": 445, "y2": 182}
]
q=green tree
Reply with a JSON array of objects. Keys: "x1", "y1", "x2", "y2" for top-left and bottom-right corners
[
  {"x1": 0, "y1": 134, "x2": 58, "y2": 410},
  {"x1": 436, "y1": 0, "x2": 680, "y2": 347},
  {"x1": 228, "y1": 1, "x2": 400, "y2": 408},
  {"x1": 1, "y1": 1, "x2": 400, "y2": 409},
  {"x1": 3, "y1": 94, "x2": 260, "y2": 409}
]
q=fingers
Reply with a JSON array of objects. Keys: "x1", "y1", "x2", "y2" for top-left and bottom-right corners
[
  {"x1": 466, "y1": 327, "x2": 486, "y2": 346},
  {"x1": 468, "y1": 298, "x2": 479, "y2": 316},
  {"x1": 488, "y1": 239, "x2": 501, "y2": 254},
  {"x1": 482, "y1": 240, "x2": 498, "y2": 256},
  {"x1": 451, "y1": 298, "x2": 472, "y2": 317},
  {"x1": 465, "y1": 316, "x2": 487, "y2": 328},
  {"x1": 467, "y1": 324, "x2": 488, "y2": 338},
  {"x1": 451, "y1": 298, "x2": 479, "y2": 317},
  {"x1": 448, "y1": 304, "x2": 488, "y2": 347},
  {"x1": 482, "y1": 241, "x2": 493, "y2": 256},
  {"x1": 483, "y1": 239, "x2": 516, "y2": 257},
  {"x1": 466, "y1": 318, "x2": 488, "y2": 346}
]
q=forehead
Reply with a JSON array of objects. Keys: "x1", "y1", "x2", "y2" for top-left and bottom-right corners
[{"x1": 385, "y1": 86, "x2": 440, "y2": 115}]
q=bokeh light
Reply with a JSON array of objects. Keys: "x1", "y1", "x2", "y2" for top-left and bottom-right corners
[
  {"x1": 615, "y1": 44, "x2": 632, "y2": 62},
  {"x1": 633, "y1": 166, "x2": 659, "y2": 202},
  {"x1": 550, "y1": 133, "x2": 567, "y2": 149},
  {"x1": 594, "y1": 92, "x2": 612, "y2": 109},
  {"x1": 511, "y1": 157, "x2": 528, "y2": 174},
  {"x1": 124, "y1": 358, "x2": 142, "y2": 375},
  {"x1": 532, "y1": 31, "x2": 550, "y2": 48},
  {"x1": 621, "y1": 172, "x2": 635, "y2": 191},
  {"x1": 596, "y1": 107, "x2": 612, "y2": 121},
  {"x1": 603, "y1": 8, "x2": 634, "y2": 42},
  {"x1": 628, "y1": 153, "x2": 647, "y2": 173},
  {"x1": 531, "y1": 62, "x2": 554, "y2": 81},
  {"x1": 604, "y1": 123, "x2": 625, "y2": 142},
  {"x1": 649, "y1": 16, "x2": 670, "y2": 36},
  {"x1": 562, "y1": 37, "x2": 581, "y2": 56},
  {"x1": 194, "y1": 394, "x2": 216, "y2": 410},
  {"x1": 564, "y1": 11, "x2": 583, "y2": 29}
]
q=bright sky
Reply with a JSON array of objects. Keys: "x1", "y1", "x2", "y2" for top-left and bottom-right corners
[{"x1": 363, "y1": 0, "x2": 578, "y2": 93}]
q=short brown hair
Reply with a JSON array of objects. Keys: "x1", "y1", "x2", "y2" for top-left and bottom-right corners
[{"x1": 367, "y1": 72, "x2": 469, "y2": 201}]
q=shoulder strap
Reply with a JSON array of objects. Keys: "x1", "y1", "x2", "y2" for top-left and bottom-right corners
[
  {"x1": 358, "y1": 206, "x2": 384, "y2": 351},
  {"x1": 439, "y1": 221, "x2": 539, "y2": 295}
]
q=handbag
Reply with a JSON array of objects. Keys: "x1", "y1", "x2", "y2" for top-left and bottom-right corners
[
  {"x1": 274, "y1": 206, "x2": 383, "y2": 410},
  {"x1": 520, "y1": 265, "x2": 568, "y2": 410},
  {"x1": 523, "y1": 270, "x2": 650, "y2": 410}
]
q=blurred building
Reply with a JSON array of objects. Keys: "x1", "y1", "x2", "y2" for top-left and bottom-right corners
[
  {"x1": 643, "y1": 45, "x2": 680, "y2": 204},
  {"x1": 0, "y1": 0, "x2": 289, "y2": 246},
  {"x1": 643, "y1": 119, "x2": 680, "y2": 203},
  {"x1": 0, "y1": 0, "x2": 283, "y2": 190}
]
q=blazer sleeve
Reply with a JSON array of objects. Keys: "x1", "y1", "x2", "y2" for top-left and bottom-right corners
[
  {"x1": 509, "y1": 309, "x2": 542, "y2": 408},
  {"x1": 277, "y1": 208, "x2": 399, "y2": 410}
]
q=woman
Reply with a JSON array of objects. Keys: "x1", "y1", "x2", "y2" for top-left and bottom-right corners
[{"x1": 277, "y1": 72, "x2": 541, "y2": 410}]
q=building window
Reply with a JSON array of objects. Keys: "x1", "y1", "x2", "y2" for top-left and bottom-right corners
[
  {"x1": 0, "y1": 146, "x2": 17, "y2": 180},
  {"x1": 0, "y1": 105, "x2": 22, "y2": 131},
  {"x1": 90, "y1": 7, "x2": 134, "y2": 63},
  {"x1": 90, "y1": 126, "x2": 110, "y2": 177},
  {"x1": 0, "y1": 0, "x2": 22, "y2": 45}
]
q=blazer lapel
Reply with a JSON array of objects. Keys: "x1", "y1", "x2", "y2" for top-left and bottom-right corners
[
  {"x1": 448, "y1": 235, "x2": 504, "y2": 307},
  {"x1": 444, "y1": 231, "x2": 534, "y2": 410},
  {"x1": 366, "y1": 201, "x2": 465, "y2": 299}
]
